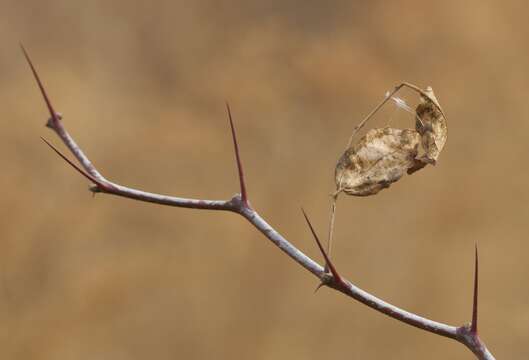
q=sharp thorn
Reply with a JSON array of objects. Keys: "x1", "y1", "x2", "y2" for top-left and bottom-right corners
[
  {"x1": 20, "y1": 44, "x2": 61, "y2": 127},
  {"x1": 301, "y1": 207, "x2": 343, "y2": 285},
  {"x1": 41, "y1": 137, "x2": 105, "y2": 191},
  {"x1": 314, "y1": 282, "x2": 325, "y2": 293},
  {"x1": 471, "y1": 242, "x2": 479, "y2": 334},
  {"x1": 226, "y1": 102, "x2": 248, "y2": 207}
]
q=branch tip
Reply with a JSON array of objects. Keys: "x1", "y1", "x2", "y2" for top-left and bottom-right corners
[
  {"x1": 471, "y1": 242, "x2": 479, "y2": 334},
  {"x1": 301, "y1": 208, "x2": 343, "y2": 284},
  {"x1": 21, "y1": 45, "x2": 61, "y2": 127},
  {"x1": 226, "y1": 102, "x2": 248, "y2": 207}
]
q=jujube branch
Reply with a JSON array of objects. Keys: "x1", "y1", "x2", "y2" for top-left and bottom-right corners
[{"x1": 22, "y1": 46, "x2": 495, "y2": 360}]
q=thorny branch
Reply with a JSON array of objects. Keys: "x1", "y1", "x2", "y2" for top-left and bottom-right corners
[{"x1": 22, "y1": 45, "x2": 495, "y2": 359}]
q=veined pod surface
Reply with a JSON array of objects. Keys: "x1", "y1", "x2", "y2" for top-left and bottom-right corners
[{"x1": 335, "y1": 127, "x2": 421, "y2": 196}]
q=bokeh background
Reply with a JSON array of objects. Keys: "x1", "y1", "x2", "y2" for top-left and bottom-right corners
[{"x1": 1, "y1": 1, "x2": 528, "y2": 359}]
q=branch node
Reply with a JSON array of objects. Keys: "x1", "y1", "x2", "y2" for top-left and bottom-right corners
[
  {"x1": 89, "y1": 184, "x2": 103, "y2": 193},
  {"x1": 227, "y1": 193, "x2": 249, "y2": 213},
  {"x1": 313, "y1": 272, "x2": 335, "y2": 293},
  {"x1": 46, "y1": 113, "x2": 63, "y2": 129}
]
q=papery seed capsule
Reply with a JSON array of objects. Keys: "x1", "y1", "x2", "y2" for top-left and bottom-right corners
[
  {"x1": 415, "y1": 87, "x2": 447, "y2": 165},
  {"x1": 335, "y1": 127, "x2": 421, "y2": 196}
]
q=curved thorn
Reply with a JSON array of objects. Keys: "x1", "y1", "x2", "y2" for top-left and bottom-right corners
[
  {"x1": 301, "y1": 208, "x2": 343, "y2": 284},
  {"x1": 314, "y1": 282, "x2": 325, "y2": 293},
  {"x1": 226, "y1": 102, "x2": 248, "y2": 207},
  {"x1": 41, "y1": 137, "x2": 105, "y2": 190},
  {"x1": 471, "y1": 243, "x2": 479, "y2": 334},
  {"x1": 20, "y1": 44, "x2": 61, "y2": 126}
]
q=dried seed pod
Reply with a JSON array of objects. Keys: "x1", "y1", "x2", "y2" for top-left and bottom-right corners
[
  {"x1": 334, "y1": 84, "x2": 447, "y2": 195},
  {"x1": 335, "y1": 127, "x2": 421, "y2": 196},
  {"x1": 327, "y1": 84, "x2": 447, "y2": 263},
  {"x1": 415, "y1": 87, "x2": 447, "y2": 164}
]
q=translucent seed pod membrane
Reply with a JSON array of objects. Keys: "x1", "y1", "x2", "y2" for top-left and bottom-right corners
[
  {"x1": 415, "y1": 87, "x2": 447, "y2": 165},
  {"x1": 335, "y1": 85, "x2": 447, "y2": 196}
]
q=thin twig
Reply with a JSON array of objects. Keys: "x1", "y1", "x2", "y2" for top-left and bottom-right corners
[{"x1": 23, "y1": 47, "x2": 495, "y2": 360}]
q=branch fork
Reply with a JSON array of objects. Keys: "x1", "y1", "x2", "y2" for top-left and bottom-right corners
[{"x1": 22, "y1": 45, "x2": 495, "y2": 360}]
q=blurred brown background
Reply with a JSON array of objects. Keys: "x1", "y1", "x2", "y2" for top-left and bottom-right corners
[{"x1": 1, "y1": 1, "x2": 528, "y2": 359}]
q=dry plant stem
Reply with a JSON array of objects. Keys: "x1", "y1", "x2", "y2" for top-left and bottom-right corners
[
  {"x1": 325, "y1": 193, "x2": 339, "y2": 268},
  {"x1": 327, "y1": 194, "x2": 337, "y2": 254},
  {"x1": 23, "y1": 47, "x2": 495, "y2": 360}
]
